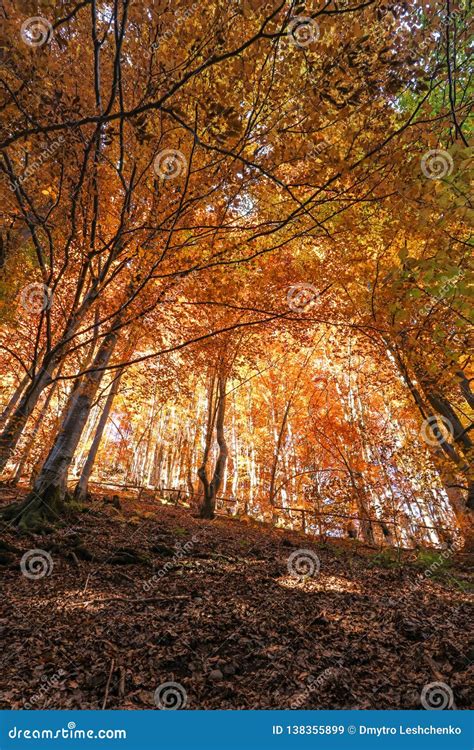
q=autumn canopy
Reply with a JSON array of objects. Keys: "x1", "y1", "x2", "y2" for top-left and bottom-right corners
[{"x1": 0, "y1": 0, "x2": 472, "y2": 550}]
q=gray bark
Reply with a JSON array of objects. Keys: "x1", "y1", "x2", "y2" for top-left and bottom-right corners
[
  {"x1": 74, "y1": 372, "x2": 123, "y2": 501},
  {"x1": 198, "y1": 373, "x2": 228, "y2": 519},
  {"x1": 31, "y1": 316, "x2": 122, "y2": 503}
]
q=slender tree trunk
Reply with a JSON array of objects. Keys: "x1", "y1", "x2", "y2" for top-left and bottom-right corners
[
  {"x1": 186, "y1": 463, "x2": 195, "y2": 501},
  {"x1": 0, "y1": 315, "x2": 122, "y2": 528},
  {"x1": 0, "y1": 364, "x2": 55, "y2": 474},
  {"x1": 389, "y1": 343, "x2": 474, "y2": 549},
  {"x1": 74, "y1": 372, "x2": 123, "y2": 501},
  {"x1": 0, "y1": 307, "x2": 101, "y2": 473},
  {"x1": 10, "y1": 379, "x2": 60, "y2": 486},
  {"x1": 198, "y1": 373, "x2": 228, "y2": 519},
  {"x1": 350, "y1": 470, "x2": 375, "y2": 545},
  {"x1": 30, "y1": 337, "x2": 100, "y2": 486},
  {"x1": 269, "y1": 399, "x2": 291, "y2": 507},
  {"x1": 0, "y1": 372, "x2": 30, "y2": 431},
  {"x1": 455, "y1": 369, "x2": 474, "y2": 409}
]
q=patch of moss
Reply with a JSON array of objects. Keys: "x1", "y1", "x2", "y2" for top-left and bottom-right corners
[
  {"x1": 413, "y1": 548, "x2": 452, "y2": 577},
  {"x1": 370, "y1": 548, "x2": 403, "y2": 568},
  {"x1": 171, "y1": 526, "x2": 189, "y2": 538}
]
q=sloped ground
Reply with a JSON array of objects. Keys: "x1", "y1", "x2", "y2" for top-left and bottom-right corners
[{"x1": 0, "y1": 488, "x2": 472, "y2": 710}]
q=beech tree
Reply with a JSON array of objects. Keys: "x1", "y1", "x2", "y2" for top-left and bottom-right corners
[{"x1": 0, "y1": 0, "x2": 471, "y2": 547}]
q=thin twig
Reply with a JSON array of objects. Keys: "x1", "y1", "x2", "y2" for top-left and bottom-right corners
[
  {"x1": 82, "y1": 595, "x2": 188, "y2": 607},
  {"x1": 102, "y1": 658, "x2": 115, "y2": 710}
]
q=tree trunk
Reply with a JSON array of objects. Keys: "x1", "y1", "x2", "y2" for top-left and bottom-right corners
[
  {"x1": 415, "y1": 375, "x2": 474, "y2": 549},
  {"x1": 10, "y1": 379, "x2": 59, "y2": 486},
  {"x1": 352, "y1": 476, "x2": 375, "y2": 546},
  {"x1": 0, "y1": 308, "x2": 102, "y2": 473},
  {"x1": 0, "y1": 363, "x2": 55, "y2": 475},
  {"x1": 0, "y1": 316, "x2": 121, "y2": 528},
  {"x1": 269, "y1": 399, "x2": 291, "y2": 507},
  {"x1": 74, "y1": 372, "x2": 123, "y2": 501},
  {"x1": 0, "y1": 372, "x2": 30, "y2": 430},
  {"x1": 389, "y1": 343, "x2": 474, "y2": 549},
  {"x1": 198, "y1": 373, "x2": 228, "y2": 519},
  {"x1": 455, "y1": 369, "x2": 474, "y2": 409}
]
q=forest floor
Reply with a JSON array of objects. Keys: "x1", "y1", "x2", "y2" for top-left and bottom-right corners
[{"x1": 0, "y1": 487, "x2": 472, "y2": 710}]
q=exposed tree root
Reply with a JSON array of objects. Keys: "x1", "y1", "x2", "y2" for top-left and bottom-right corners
[{"x1": 0, "y1": 485, "x2": 80, "y2": 533}]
